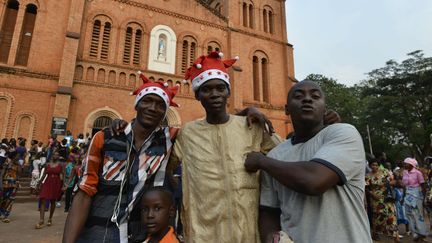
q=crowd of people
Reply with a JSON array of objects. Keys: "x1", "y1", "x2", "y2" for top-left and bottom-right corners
[
  {"x1": 1, "y1": 51, "x2": 431, "y2": 243},
  {"x1": 365, "y1": 154, "x2": 432, "y2": 242},
  {"x1": 0, "y1": 133, "x2": 90, "y2": 227}
]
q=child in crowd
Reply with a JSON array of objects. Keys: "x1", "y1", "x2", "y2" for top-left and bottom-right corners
[
  {"x1": 37, "y1": 141, "x2": 47, "y2": 166},
  {"x1": 140, "y1": 187, "x2": 179, "y2": 243},
  {"x1": 30, "y1": 152, "x2": 41, "y2": 195},
  {"x1": 63, "y1": 154, "x2": 77, "y2": 212}
]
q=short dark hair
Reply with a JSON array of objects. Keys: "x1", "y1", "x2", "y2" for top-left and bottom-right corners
[
  {"x1": 287, "y1": 80, "x2": 324, "y2": 103},
  {"x1": 140, "y1": 186, "x2": 173, "y2": 206}
]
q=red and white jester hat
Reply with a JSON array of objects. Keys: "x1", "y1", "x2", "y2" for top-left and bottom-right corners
[
  {"x1": 183, "y1": 51, "x2": 239, "y2": 92},
  {"x1": 131, "y1": 71, "x2": 179, "y2": 108}
]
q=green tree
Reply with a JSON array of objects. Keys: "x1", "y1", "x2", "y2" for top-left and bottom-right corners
[{"x1": 360, "y1": 50, "x2": 432, "y2": 160}]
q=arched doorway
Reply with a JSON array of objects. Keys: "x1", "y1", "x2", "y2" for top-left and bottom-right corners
[
  {"x1": 84, "y1": 107, "x2": 122, "y2": 137},
  {"x1": 92, "y1": 116, "x2": 113, "y2": 136},
  {"x1": 165, "y1": 107, "x2": 181, "y2": 128}
]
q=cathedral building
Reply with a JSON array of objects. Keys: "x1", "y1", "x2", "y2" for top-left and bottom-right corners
[{"x1": 0, "y1": 0, "x2": 295, "y2": 142}]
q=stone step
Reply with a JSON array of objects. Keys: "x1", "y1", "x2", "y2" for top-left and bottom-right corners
[
  {"x1": 15, "y1": 195, "x2": 38, "y2": 203},
  {"x1": 16, "y1": 190, "x2": 32, "y2": 196},
  {"x1": 19, "y1": 178, "x2": 32, "y2": 183}
]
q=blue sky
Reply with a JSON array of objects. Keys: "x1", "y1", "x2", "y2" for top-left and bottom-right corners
[{"x1": 285, "y1": 0, "x2": 432, "y2": 86}]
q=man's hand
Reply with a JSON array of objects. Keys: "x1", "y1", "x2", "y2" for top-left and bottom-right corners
[
  {"x1": 245, "y1": 152, "x2": 265, "y2": 173},
  {"x1": 323, "y1": 110, "x2": 340, "y2": 125},
  {"x1": 110, "y1": 119, "x2": 128, "y2": 136},
  {"x1": 245, "y1": 107, "x2": 275, "y2": 134}
]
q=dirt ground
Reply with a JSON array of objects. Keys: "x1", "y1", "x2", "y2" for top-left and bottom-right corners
[
  {"x1": 0, "y1": 202, "x2": 66, "y2": 243},
  {"x1": 0, "y1": 202, "x2": 431, "y2": 243}
]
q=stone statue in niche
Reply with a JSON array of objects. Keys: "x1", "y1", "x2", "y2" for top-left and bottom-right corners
[{"x1": 157, "y1": 34, "x2": 167, "y2": 61}]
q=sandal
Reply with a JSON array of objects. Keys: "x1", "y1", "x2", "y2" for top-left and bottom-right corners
[
  {"x1": 35, "y1": 221, "x2": 44, "y2": 229},
  {"x1": 2, "y1": 218, "x2": 10, "y2": 223},
  {"x1": 47, "y1": 219, "x2": 52, "y2": 226}
]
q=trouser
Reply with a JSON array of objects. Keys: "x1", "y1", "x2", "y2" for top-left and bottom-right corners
[
  {"x1": 175, "y1": 197, "x2": 183, "y2": 235},
  {"x1": 0, "y1": 187, "x2": 17, "y2": 218},
  {"x1": 77, "y1": 224, "x2": 120, "y2": 243},
  {"x1": 65, "y1": 187, "x2": 74, "y2": 211},
  {"x1": 47, "y1": 148, "x2": 53, "y2": 162}
]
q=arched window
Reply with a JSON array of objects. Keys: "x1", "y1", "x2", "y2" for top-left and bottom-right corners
[
  {"x1": 0, "y1": 0, "x2": 20, "y2": 63},
  {"x1": 123, "y1": 27, "x2": 132, "y2": 64},
  {"x1": 269, "y1": 11, "x2": 274, "y2": 34},
  {"x1": 86, "y1": 67, "x2": 95, "y2": 81},
  {"x1": 207, "y1": 41, "x2": 221, "y2": 54},
  {"x1": 89, "y1": 20, "x2": 101, "y2": 58},
  {"x1": 15, "y1": 4, "x2": 37, "y2": 66},
  {"x1": 242, "y1": 1, "x2": 254, "y2": 29},
  {"x1": 15, "y1": 114, "x2": 35, "y2": 141},
  {"x1": 97, "y1": 68, "x2": 105, "y2": 82},
  {"x1": 248, "y1": 4, "x2": 254, "y2": 28},
  {"x1": 133, "y1": 29, "x2": 142, "y2": 65},
  {"x1": 263, "y1": 6, "x2": 274, "y2": 34},
  {"x1": 252, "y1": 51, "x2": 270, "y2": 102},
  {"x1": 122, "y1": 23, "x2": 143, "y2": 66},
  {"x1": 100, "y1": 22, "x2": 111, "y2": 60},
  {"x1": 119, "y1": 72, "x2": 126, "y2": 86},
  {"x1": 129, "y1": 74, "x2": 136, "y2": 87},
  {"x1": 242, "y1": 3, "x2": 248, "y2": 27},
  {"x1": 108, "y1": 70, "x2": 116, "y2": 84},
  {"x1": 175, "y1": 81, "x2": 182, "y2": 93},
  {"x1": 181, "y1": 36, "x2": 197, "y2": 73},
  {"x1": 262, "y1": 58, "x2": 269, "y2": 102},
  {"x1": 89, "y1": 16, "x2": 112, "y2": 61},
  {"x1": 183, "y1": 82, "x2": 190, "y2": 95},
  {"x1": 167, "y1": 80, "x2": 173, "y2": 87},
  {"x1": 252, "y1": 56, "x2": 260, "y2": 101},
  {"x1": 74, "y1": 65, "x2": 83, "y2": 80},
  {"x1": 148, "y1": 25, "x2": 177, "y2": 74}
]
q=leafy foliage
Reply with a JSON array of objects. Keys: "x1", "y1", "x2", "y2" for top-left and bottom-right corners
[{"x1": 305, "y1": 50, "x2": 432, "y2": 162}]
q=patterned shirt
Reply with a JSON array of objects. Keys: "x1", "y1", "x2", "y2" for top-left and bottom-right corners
[{"x1": 78, "y1": 123, "x2": 178, "y2": 243}]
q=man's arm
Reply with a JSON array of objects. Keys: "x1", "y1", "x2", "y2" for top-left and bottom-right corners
[
  {"x1": 62, "y1": 132, "x2": 104, "y2": 242},
  {"x1": 236, "y1": 106, "x2": 275, "y2": 134},
  {"x1": 259, "y1": 207, "x2": 281, "y2": 243},
  {"x1": 62, "y1": 190, "x2": 92, "y2": 243},
  {"x1": 245, "y1": 152, "x2": 340, "y2": 196}
]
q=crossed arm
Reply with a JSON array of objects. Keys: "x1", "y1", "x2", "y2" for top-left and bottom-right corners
[{"x1": 245, "y1": 153, "x2": 341, "y2": 242}]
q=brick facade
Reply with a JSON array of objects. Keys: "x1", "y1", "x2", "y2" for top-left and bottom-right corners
[{"x1": 0, "y1": 0, "x2": 295, "y2": 142}]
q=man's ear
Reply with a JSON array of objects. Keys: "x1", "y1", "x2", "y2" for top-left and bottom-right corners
[
  {"x1": 284, "y1": 104, "x2": 290, "y2": 116},
  {"x1": 194, "y1": 91, "x2": 200, "y2": 101},
  {"x1": 169, "y1": 205, "x2": 176, "y2": 218}
]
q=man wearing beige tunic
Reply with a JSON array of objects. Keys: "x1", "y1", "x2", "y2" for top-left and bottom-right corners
[{"x1": 169, "y1": 52, "x2": 281, "y2": 242}]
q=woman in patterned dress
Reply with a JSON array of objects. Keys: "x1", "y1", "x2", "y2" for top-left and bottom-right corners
[
  {"x1": 0, "y1": 154, "x2": 20, "y2": 223},
  {"x1": 366, "y1": 161, "x2": 399, "y2": 242}
]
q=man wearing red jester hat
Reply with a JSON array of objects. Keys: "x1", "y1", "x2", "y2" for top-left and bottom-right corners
[
  {"x1": 63, "y1": 74, "x2": 180, "y2": 243},
  {"x1": 168, "y1": 51, "x2": 283, "y2": 242}
]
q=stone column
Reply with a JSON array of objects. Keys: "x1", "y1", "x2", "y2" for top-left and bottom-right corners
[{"x1": 52, "y1": 0, "x2": 85, "y2": 129}]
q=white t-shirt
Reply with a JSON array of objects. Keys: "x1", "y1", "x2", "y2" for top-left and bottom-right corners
[{"x1": 260, "y1": 123, "x2": 372, "y2": 243}]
